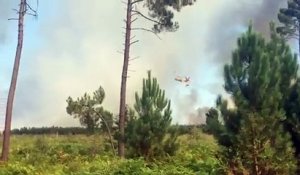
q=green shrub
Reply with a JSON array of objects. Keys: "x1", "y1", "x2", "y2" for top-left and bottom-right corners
[{"x1": 0, "y1": 163, "x2": 34, "y2": 175}]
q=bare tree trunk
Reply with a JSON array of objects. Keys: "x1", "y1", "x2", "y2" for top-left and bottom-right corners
[
  {"x1": 250, "y1": 118, "x2": 261, "y2": 175},
  {"x1": 252, "y1": 138, "x2": 259, "y2": 175},
  {"x1": 118, "y1": 0, "x2": 132, "y2": 158},
  {"x1": 298, "y1": 27, "x2": 300, "y2": 57},
  {"x1": 94, "y1": 110, "x2": 116, "y2": 156},
  {"x1": 1, "y1": 0, "x2": 26, "y2": 162}
]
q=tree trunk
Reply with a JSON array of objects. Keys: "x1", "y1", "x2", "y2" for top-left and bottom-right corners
[
  {"x1": 251, "y1": 124, "x2": 259, "y2": 175},
  {"x1": 298, "y1": 26, "x2": 300, "y2": 57},
  {"x1": 1, "y1": 0, "x2": 26, "y2": 162},
  {"x1": 118, "y1": 0, "x2": 132, "y2": 158},
  {"x1": 95, "y1": 110, "x2": 116, "y2": 156}
]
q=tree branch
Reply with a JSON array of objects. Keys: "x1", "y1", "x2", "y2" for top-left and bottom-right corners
[
  {"x1": 286, "y1": 36, "x2": 299, "y2": 40},
  {"x1": 129, "y1": 56, "x2": 140, "y2": 61},
  {"x1": 131, "y1": 27, "x2": 161, "y2": 40},
  {"x1": 132, "y1": 10, "x2": 162, "y2": 25},
  {"x1": 117, "y1": 50, "x2": 124, "y2": 55},
  {"x1": 131, "y1": 0, "x2": 144, "y2": 5},
  {"x1": 26, "y1": 12, "x2": 37, "y2": 17},
  {"x1": 12, "y1": 8, "x2": 19, "y2": 14},
  {"x1": 82, "y1": 104, "x2": 116, "y2": 156},
  {"x1": 26, "y1": 3, "x2": 37, "y2": 15},
  {"x1": 8, "y1": 0, "x2": 39, "y2": 20},
  {"x1": 131, "y1": 17, "x2": 138, "y2": 24},
  {"x1": 130, "y1": 35, "x2": 136, "y2": 40},
  {"x1": 93, "y1": 109, "x2": 116, "y2": 157},
  {"x1": 130, "y1": 40, "x2": 139, "y2": 46}
]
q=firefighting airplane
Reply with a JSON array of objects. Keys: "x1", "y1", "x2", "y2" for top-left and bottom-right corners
[{"x1": 174, "y1": 76, "x2": 191, "y2": 86}]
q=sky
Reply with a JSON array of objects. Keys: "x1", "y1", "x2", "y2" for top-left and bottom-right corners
[{"x1": 0, "y1": 0, "x2": 291, "y2": 128}]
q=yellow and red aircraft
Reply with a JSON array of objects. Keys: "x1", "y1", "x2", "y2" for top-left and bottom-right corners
[{"x1": 175, "y1": 76, "x2": 191, "y2": 86}]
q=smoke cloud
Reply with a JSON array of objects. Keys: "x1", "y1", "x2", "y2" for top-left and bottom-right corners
[
  {"x1": 207, "y1": 0, "x2": 285, "y2": 65},
  {"x1": 0, "y1": 0, "x2": 287, "y2": 127},
  {"x1": 173, "y1": 0, "x2": 286, "y2": 124},
  {"x1": 0, "y1": 1, "x2": 16, "y2": 43}
]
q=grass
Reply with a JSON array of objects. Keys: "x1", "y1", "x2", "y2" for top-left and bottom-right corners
[{"x1": 0, "y1": 130, "x2": 224, "y2": 175}]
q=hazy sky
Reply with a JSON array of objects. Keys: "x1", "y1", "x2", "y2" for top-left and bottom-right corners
[{"x1": 0, "y1": 0, "x2": 290, "y2": 128}]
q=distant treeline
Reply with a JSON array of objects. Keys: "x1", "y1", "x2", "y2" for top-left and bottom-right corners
[
  {"x1": 9, "y1": 125, "x2": 203, "y2": 135},
  {"x1": 11, "y1": 126, "x2": 89, "y2": 135}
]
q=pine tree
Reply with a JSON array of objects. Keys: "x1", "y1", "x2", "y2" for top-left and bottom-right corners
[
  {"x1": 276, "y1": 2, "x2": 300, "y2": 169},
  {"x1": 276, "y1": 1, "x2": 300, "y2": 170},
  {"x1": 284, "y1": 80, "x2": 300, "y2": 172},
  {"x1": 204, "y1": 107, "x2": 224, "y2": 137},
  {"x1": 209, "y1": 24, "x2": 297, "y2": 174},
  {"x1": 277, "y1": 0, "x2": 300, "y2": 53},
  {"x1": 118, "y1": 0, "x2": 196, "y2": 157},
  {"x1": 66, "y1": 86, "x2": 113, "y2": 134},
  {"x1": 66, "y1": 87, "x2": 116, "y2": 155},
  {"x1": 125, "y1": 71, "x2": 178, "y2": 159},
  {"x1": 1, "y1": 0, "x2": 38, "y2": 162}
]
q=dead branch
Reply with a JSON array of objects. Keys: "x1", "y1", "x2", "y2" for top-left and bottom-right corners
[
  {"x1": 129, "y1": 56, "x2": 140, "y2": 61},
  {"x1": 130, "y1": 40, "x2": 139, "y2": 46},
  {"x1": 117, "y1": 50, "x2": 125, "y2": 55},
  {"x1": 130, "y1": 35, "x2": 136, "y2": 40},
  {"x1": 131, "y1": 0, "x2": 144, "y2": 5},
  {"x1": 26, "y1": 12, "x2": 37, "y2": 17},
  {"x1": 8, "y1": 0, "x2": 38, "y2": 20},
  {"x1": 12, "y1": 9, "x2": 19, "y2": 13},
  {"x1": 131, "y1": 17, "x2": 138, "y2": 24},
  {"x1": 26, "y1": 3, "x2": 37, "y2": 15},
  {"x1": 286, "y1": 36, "x2": 299, "y2": 40},
  {"x1": 93, "y1": 109, "x2": 116, "y2": 157},
  {"x1": 131, "y1": 27, "x2": 161, "y2": 40}
]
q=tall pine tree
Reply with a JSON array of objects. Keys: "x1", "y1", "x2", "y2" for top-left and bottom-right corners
[
  {"x1": 277, "y1": 0, "x2": 300, "y2": 53},
  {"x1": 284, "y1": 80, "x2": 300, "y2": 173},
  {"x1": 1, "y1": 0, "x2": 38, "y2": 162},
  {"x1": 277, "y1": 1, "x2": 300, "y2": 169},
  {"x1": 208, "y1": 24, "x2": 297, "y2": 174},
  {"x1": 118, "y1": 0, "x2": 196, "y2": 157}
]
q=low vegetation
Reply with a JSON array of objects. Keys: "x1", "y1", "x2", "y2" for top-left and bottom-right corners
[{"x1": 0, "y1": 130, "x2": 223, "y2": 175}]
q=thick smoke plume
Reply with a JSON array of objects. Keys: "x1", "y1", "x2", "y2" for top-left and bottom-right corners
[
  {"x1": 0, "y1": 0, "x2": 288, "y2": 127},
  {"x1": 0, "y1": 1, "x2": 16, "y2": 43},
  {"x1": 177, "y1": 0, "x2": 286, "y2": 124}
]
